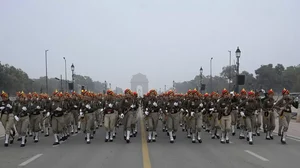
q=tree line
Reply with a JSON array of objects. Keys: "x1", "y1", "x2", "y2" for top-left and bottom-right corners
[
  {"x1": 174, "y1": 63, "x2": 300, "y2": 94},
  {"x1": 0, "y1": 62, "x2": 123, "y2": 96}
]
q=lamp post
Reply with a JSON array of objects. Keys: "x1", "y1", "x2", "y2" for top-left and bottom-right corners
[
  {"x1": 235, "y1": 47, "x2": 241, "y2": 93},
  {"x1": 45, "y1": 50, "x2": 49, "y2": 94},
  {"x1": 104, "y1": 81, "x2": 107, "y2": 92},
  {"x1": 200, "y1": 67, "x2": 203, "y2": 93},
  {"x1": 55, "y1": 75, "x2": 63, "y2": 92},
  {"x1": 173, "y1": 80, "x2": 175, "y2": 92},
  {"x1": 63, "y1": 57, "x2": 68, "y2": 92},
  {"x1": 210, "y1": 57, "x2": 213, "y2": 93},
  {"x1": 228, "y1": 50, "x2": 232, "y2": 90},
  {"x1": 164, "y1": 85, "x2": 167, "y2": 92},
  {"x1": 71, "y1": 63, "x2": 75, "y2": 92}
]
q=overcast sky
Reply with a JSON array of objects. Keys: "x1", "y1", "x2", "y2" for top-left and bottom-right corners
[{"x1": 1, "y1": 0, "x2": 299, "y2": 91}]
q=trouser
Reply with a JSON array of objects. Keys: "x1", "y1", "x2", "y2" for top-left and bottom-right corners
[
  {"x1": 104, "y1": 113, "x2": 116, "y2": 132},
  {"x1": 123, "y1": 111, "x2": 134, "y2": 131},
  {"x1": 52, "y1": 116, "x2": 64, "y2": 134},
  {"x1": 83, "y1": 112, "x2": 95, "y2": 134},
  {"x1": 190, "y1": 113, "x2": 202, "y2": 133},
  {"x1": 231, "y1": 110, "x2": 237, "y2": 126},
  {"x1": 210, "y1": 113, "x2": 220, "y2": 133},
  {"x1": 167, "y1": 113, "x2": 179, "y2": 132},
  {"x1": 280, "y1": 112, "x2": 291, "y2": 133},
  {"x1": 99, "y1": 110, "x2": 104, "y2": 125},
  {"x1": 64, "y1": 112, "x2": 73, "y2": 134},
  {"x1": 1, "y1": 113, "x2": 15, "y2": 134},
  {"x1": 264, "y1": 111, "x2": 275, "y2": 131},
  {"x1": 71, "y1": 109, "x2": 79, "y2": 126},
  {"x1": 147, "y1": 112, "x2": 159, "y2": 132},
  {"x1": 220, "y1": 115, "x2": 231, "y2": 133},
  {"x1": 30, "y1": 114, "x2": 41, "y2": 132},
  {"x1": 95, "y1": 109, "x2": 100, "y2": 126},
  {"x1": 255, "y1": 110, "x2": 262, "y2": 132},
  {"x1": 245, "y1": 115, "x2": 256, "y2": 132},
  {"x1": 16, "y1": 116, "x2": 30, "y2": 136}
]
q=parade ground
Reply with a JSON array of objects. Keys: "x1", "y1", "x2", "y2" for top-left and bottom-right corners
[{"x1": 0, "y1": 109, "x2": 300, "y2": 168}]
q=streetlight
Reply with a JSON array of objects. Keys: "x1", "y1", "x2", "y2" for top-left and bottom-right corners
[
  {"x1": 228, "y1": 50, "x2": 232, "y2": 90},
  {"x1": 63, "y1": 57, "x2": 68, "y2": 92},
  {"x1": 45, "y1": 50, "x2": 49, "y2": 94},
  {"x1": 173, "y1": 80, "x2": 175, "y2": 91},
  {"x1": 55, "y1": 75, "x2": 63, "y2": 92},
  {"x1": 199, "y1": 67, "x2": 203, "y2": 93},
  {"x1": 71, "y1": 63, "x2": 75, "y2": 92},
  {"x1": 104, "y1": 81, "x2": 107, "y2": 92},
  {"x1": 109, "y1": 83, "x2": 111, "y2": 89},
  {"x1": 235, "y1": 47, "x2": 241, "y2": 93},
  {"x1": 210, "y1": 57, "x2": 213, "y2": 93}
]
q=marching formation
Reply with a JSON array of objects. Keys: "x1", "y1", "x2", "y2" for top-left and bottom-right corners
[{"x1": 0, "y1": 87, "x2": 298, "y2": 148}]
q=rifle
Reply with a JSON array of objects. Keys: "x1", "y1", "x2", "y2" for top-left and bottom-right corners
[{"x1": 275, "y1": 97, "x2": 295, "y2": 117}]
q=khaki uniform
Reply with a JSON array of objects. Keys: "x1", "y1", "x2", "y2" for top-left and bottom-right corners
[
  {"x1": 262, "y1": 97, "x2": 275, "y2": 139},
  {"x1": 187, "y1": 98, "x2": 203, "y2": 142},
  {"x1": 1, "y1": 100, "x2": 15, "y2": 146},
  {"x1": 144, "y1": 97, "x2": 162, "y2": 142},
  {"x1": 103, "y1": 98, "x2": 118, "y2": 141},
  {"x1": 164, "y1": 98, "x2": 182, "y2": 143}
]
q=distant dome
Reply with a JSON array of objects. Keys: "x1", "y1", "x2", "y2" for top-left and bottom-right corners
[{"x1": 131, "y1": 73, "x2": 148, "y2": 83}]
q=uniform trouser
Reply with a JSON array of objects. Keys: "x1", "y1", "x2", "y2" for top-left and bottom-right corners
[
  {"x1": 99, "y1": 110, "x2": 104, "y2": 125},
  {"x1": 83, "y1": 112, "x2": 95, "y2": 134},
  {"x1": 190, "y1": 113, "x2": 202, "y2": 133},
  {"x1": 147, "y1": 112, "x2": 159, "y2": 132},
  {"x1": 64, "y1": 112, "x2": 73, "y2": 132},
  {"x1": 0, "y1": 113, "x2": 15, "y2": 134},
  {"x1": 280, "y1": 112, "x2": 291, "y2": 132},
  {"x1": 52, "y1": 116, "x2": 64, "y2": 134},
  {"x1": 95, "y1": 109, "x2": 100, "y2": 125},
  {"x1": 167, "y1": 113, "x2": 179, "y2": 132},
  {"x1": 263, "y1": 111, "x2": 275, "y2": 131},
  {"x1": 204, "y1": 113, "x2": 210, "y2": 128},
  {"x1": 71, "y1": 110, "x2": 79, "y2": 126},
  {"x1": 220, "y1": 115, "x2": 231, "y2": 133},
  {"x1": 30, "y1": 114, "x2": 41, "y2": 132},
  {"x1": 231, "y1": 110, "x2": 237, "y2": 126},
  {"x1": 210, "y1": 113, "x2": 220, "y2": 130},
  {"x1": 123, "y1": 111, "x2": 134, "y2": 131},
  {"x1": 131, "y1": 111, "x2": 138, "y2": 130},
  {"x1": 43, "y1": 117, "x2": 50, "y2": 128},
  {"x1": 179, "y1": 112, "x2": 183, "y2": 125},
  {"x1": 278, "y1": 114, "x2": 283, "y2": 133},
  {"x1": 238, "y1": 115, "x2": 246, "y2": 128},
  {"x1": 255, "y1": 111, "x2": 262, "y2": 130},
  {"x1": 114, "y1": 111, "x2": 119, "y2": 126},
  {"x1": 104, "y1": 113, "x2": 116, "y2": 132},
  {"x1": 16, "y1": 116, "x2": 29, "y2": 136},
  {"x1": 245, "y1": 115, "x2": 256, "y2": 132}
]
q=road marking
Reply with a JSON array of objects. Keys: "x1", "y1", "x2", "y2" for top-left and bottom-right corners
[
  {"x1": 19, "y1": 154, "x2": 43, "y2": 166},
  {"x1": 244, "y1": 150, "x2": 269, "y2": 161},
  {"x1": 287, "y1": 137, "x2": 300, "y2": 142},
  {"x1": 140, "y1": 110, "x2": 152, "y2": 168},
  {"x1": 272, "y1": 131, "x2": 300, "y2": 142}
]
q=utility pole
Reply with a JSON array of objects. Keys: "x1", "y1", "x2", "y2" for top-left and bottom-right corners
[
  {"x1": 235, "y1": 47, "x2": 241, "y2": 93},
  {"x1": 210, "y1": 57, "x2": 213, "y2": 93},
  {"x1": 45, "y1": 50, "x2": 49, "y2": 94},
  {"x1": 228, "y1": 50, "x2": 232, "y2": 90},
  {"x1": 63, "y1": 57, "x2": 68, "y2": 92}
]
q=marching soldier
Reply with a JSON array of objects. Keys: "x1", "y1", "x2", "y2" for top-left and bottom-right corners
[
  {"x1": 275, "y1": 88, "x2": 299, "y2": 144},
  {"x1": 262, "y1": 89, "x2": 276, "y2": 140},
  {"x1": 187, "y1": 89, "x2": 203, "y2": 143},
  {"x1": 230, "y1": 92, "x2": 239, "y2": 136},
  {"x1": 50, "y1": 91, "x2": 65, "y2": 145},
  {"x1": 207, "y1": 92, "x2": 220, "y2": 139},
  {"x1": 29, "y1": 92, "x2": 43, "y2": 143},
  {"x1": 238, "y1": 89, "x2": 247, "y2": 139},
  {"x1": 0, "y1": 91, "x2": 15, "y2": 146},
  {"x1": 254, "y1": 91, "x2": 263, "y2": 136},
  {"x1": 217, "y1": 89, "x2": 232, "y2": 143},
  {"x1": 238, "y1": 90, "x2": 259, "y2": 145},
  {"x1": 144, "y1": 89, "x2": 161, "y2": 142},
  {"x1": 202, "y1": 93, "x2": 211, "y2": 132},
  {"x1": 164, "y1": 90, "x2": 181, "y2": 143},
  {"x1": 13, "y1": 92, "x2": 29, "y2": 147},
  {"x1": 103, "y1": 90, "x2": 117, "y2": 142}
]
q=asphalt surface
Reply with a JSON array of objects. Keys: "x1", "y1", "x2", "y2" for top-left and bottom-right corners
[{"x1": 1, "y1": 109, "x2": 300, "y2": 168}]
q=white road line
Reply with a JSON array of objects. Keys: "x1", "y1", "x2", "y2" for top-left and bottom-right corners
[
  {"x1": 19, "y1": 154, "x2": 43, "y2": 167},
  {"x1": 244, "y1": 150, "x2": 269, "y2": 161},
  {"x1": 288, "y1": 137, "x2": 300, "y2": 142}
]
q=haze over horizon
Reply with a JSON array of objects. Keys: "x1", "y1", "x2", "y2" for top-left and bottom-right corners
[{"x1": 1, "y1": 0, "x2": 299, "y2": 90}]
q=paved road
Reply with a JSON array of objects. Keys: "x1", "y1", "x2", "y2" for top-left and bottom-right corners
[{"x1": 1, "y1": 110, "x2": 300, "y2": 168}]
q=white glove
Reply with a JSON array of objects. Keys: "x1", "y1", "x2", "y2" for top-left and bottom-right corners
[
  {"x1": 146, "y1": 108, "x2": 149, "y2": 111},
  {"x1": 130, "y1": 104, "x2": 135, "y2": 108},
  {"x1": 14, "y1": 115, "x2": 19, "y2": 121},
  {"x1": 48, "y1": 98, "x2": 51, "y2": 101},
  {"x1": 240, "y1": 111, "x2": 245, "y2": 117},
  {"x1": 255, "y1": 110, "x2": 258, "y2": 115},
  {"x1": 6, "y1": 104, "x2": 12, "y2": 109},
  {"x1": 230, "y1": 91, "x2": 234, "y2": 95},
  {"x1": 108, "y1": 103, "x2": 113, "y2": 108},
  {"x1": 56, "y1": 107, "x2": 62, "y2": 111},
  {"x1": 145, "y1": 111, "x2": 149, "y2": 115},
  {"x1": 120, "y1": 113, "x2": 124, "y2": 118},
  {"x1": 153, "y1": 102, "x2": 158, "y2": 107},
  {"x1": 186, "y1": 114, "x2": 189, "y2": 117},
  {"x1": 295, "y1": 97, "x2": 299, "y2": 102},
  {"x1": 191, "y1": 112, "x2": 195, "y2": 117},
  {"x1": 174, "y1": 102, "x2": 178, "y2": 106},
  {"x1": 236, "y1": 106, "x2": 239, "y2": 110},
  {"x1": 46, "y1": 112, "x2": 50, "y2": 117},
  {"x1": 74, "y1": 105, "x2": 78, "y2": 108},
  {"x1": 261, "y1": 89, "x2": 266, "y2": 93},
  {"x1": 209, "y1": 108, "x2": 214, "y2": 111},
  {"x1": 80, "y1": 112, "x2": 83, "y2": 116},
  {"x1": 100, "y1": 108, "x2": 104, "y2": 112},
  {"x1": 201, "y1": 109, "x2": 205, "y2": 113},
  {"x1": 180, "y1": 108, "x2": 184, "y2": 112},
  {"x1": 0, "y1": 106, "x2": 5, "y2": 110},
  {"x1": 22, "y1": 106, "x2": 27, "y2": 111},
  {"x1": 225, "y1": 107, "x2": 228, "y2": 110},
  {"x1": 165, "y1": 110, "x2": 168, "y2": 113},
  {"x1": 85, "y1": 104, "x2": 91, "y2": 109},
  {"x1": 36, "y1": 106, "x2": 41, "y2": 109},
  {"x1": 199, "y1": 103, "x2": 203, "y2": 108}
]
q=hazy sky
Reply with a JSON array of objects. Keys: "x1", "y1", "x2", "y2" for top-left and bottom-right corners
[{"x1": 1, "y1": 0, "x2": 299, "y2": 91}]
